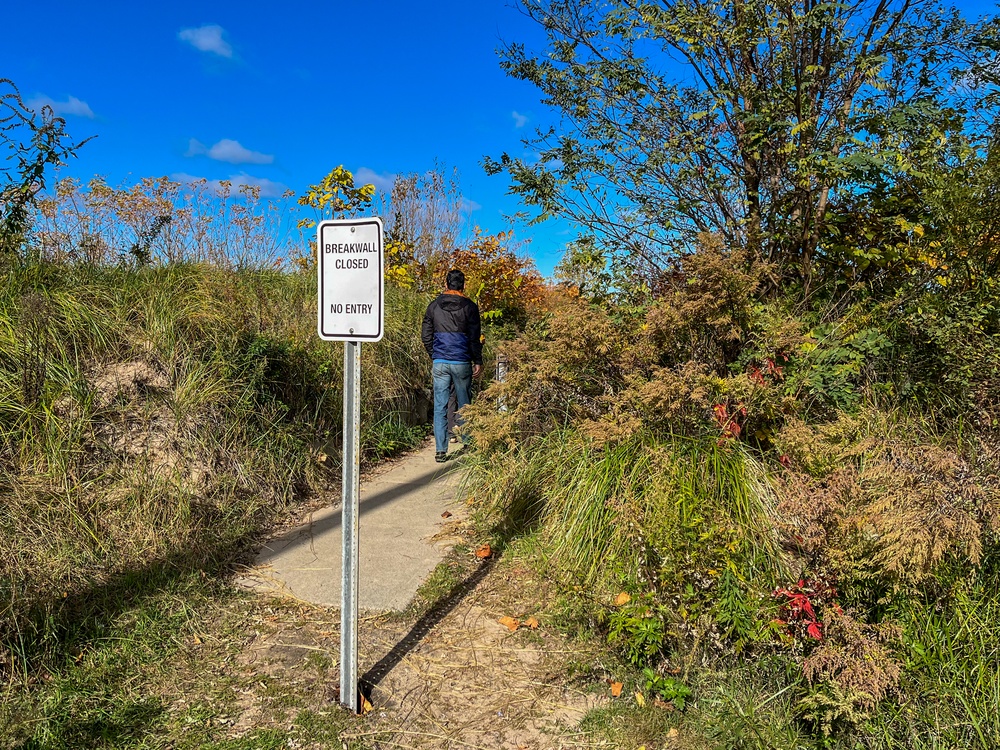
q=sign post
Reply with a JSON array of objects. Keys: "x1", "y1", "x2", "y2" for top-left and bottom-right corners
[{"x1": 316, "y1": 217, "x2": 384, "y2": 713}]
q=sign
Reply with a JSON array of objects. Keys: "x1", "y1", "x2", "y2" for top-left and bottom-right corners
[
  {"x1": 317, "y1": 218, "x2": 384, "y2": 342},
  {"x1": 315, "y1": 217, "x2": 384, "y2": 713}
]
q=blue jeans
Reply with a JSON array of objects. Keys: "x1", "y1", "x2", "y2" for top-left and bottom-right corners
[{"x1": 432, "y1": 361, "x2": 472, "y2": 453}]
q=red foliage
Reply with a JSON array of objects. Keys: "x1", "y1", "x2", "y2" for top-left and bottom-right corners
[
  {"x1": 772, "y1": 577, "x2": 839, "y2": 642},
  {"x1": 713, "y1": 402, "x2": 747, "y2": 444}
]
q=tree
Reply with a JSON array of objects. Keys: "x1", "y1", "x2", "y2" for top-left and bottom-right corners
[
  {"x1": 448, "y1": 228, "x2": 545, "y2": 325},
  {"x1": 380, "y1": 163, "x2": 468, "y2": 292},
  {"x1": 1, "y1": 78, "x2": 91, "y2": 261},
  {"x1": 294, "y1": 166, "x2": 374, "y2": 269},
  {"x1": 296, "y1": 165, "x2": 375, "y2": 229},
  {"x1": 554, "y1": 235, "x2": 613, "y2": 300},
  {"x1": 486, "y1": 0, "x2": 986, "y2": 294}
]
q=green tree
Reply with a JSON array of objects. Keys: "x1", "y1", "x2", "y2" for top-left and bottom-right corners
[
  {"x1": 554, "y1": 235, "x2": 613, "y2": 301},
  {"x1": 486, "y1": 0, "x2": 987, "y2": 294},
  {"x1": 296, "y1": 165, "x2": 375, "y2": 229},
  {"x1": 1, "y1": 78, "x2": 91, "y2": 261}
]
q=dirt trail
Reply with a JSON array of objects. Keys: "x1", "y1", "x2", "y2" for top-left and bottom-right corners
[{"x1": 232, "y1": 442, "x2": 611, "y2": 749}]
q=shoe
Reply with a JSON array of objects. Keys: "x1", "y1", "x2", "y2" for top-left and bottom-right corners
[
  {"x1": 449, "y1": 436, "x2": 459, "y2": 444},
  {"x1": 435, "y1": 452, "x2": 447, "y2": 463}
]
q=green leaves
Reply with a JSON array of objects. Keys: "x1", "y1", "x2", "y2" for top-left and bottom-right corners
[
  {"x1": 1, "y1": 78, "x2": 92, "y2": 261},
  {"x1": 295, "y1": 165, "x2": 374, "y2": 230},
  {"x1": 493, "y1": 0, "x2": 990, "y2": 292}
]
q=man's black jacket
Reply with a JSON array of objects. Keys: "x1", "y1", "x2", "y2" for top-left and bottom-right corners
[{"x1": 421, "y1": 291, "x2": 483, "y2": 365}]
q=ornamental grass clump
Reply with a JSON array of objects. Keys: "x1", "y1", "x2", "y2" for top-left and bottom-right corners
[{"x1": 464, "y1": 429, "x2": 790, "y2": 661}]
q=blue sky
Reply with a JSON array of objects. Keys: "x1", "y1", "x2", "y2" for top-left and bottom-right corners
[
  {"x1": 3, "y1": 0, "x2": 569, "y2": 275},
  {"x1": 4, "y1": 0, "x2": 997, "y2": 278}
]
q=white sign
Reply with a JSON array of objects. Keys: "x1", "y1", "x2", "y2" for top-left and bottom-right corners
[{"x1": 317, "y1": 218, "x2": 385, "y2": 342}]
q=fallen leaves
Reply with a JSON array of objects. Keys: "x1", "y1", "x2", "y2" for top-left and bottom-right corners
[
  {"x1": 498, "y1": 615, "x2": 520, "y2": 632},
  {"x1": 441, "y1": 511, "x2": 452, "y2": 518},
  {"x1": 610, "y1": 681, "x2": 624, "y2": 697},
  {"x1": 497, "y1": 614, "x2": 540, "y2": 632},
  {"x1": 614, "y1": 592, "x2": 631, "y2": 606},
  {"x1": 475, "y1": 543, "x2": 492, "y2": 559}
]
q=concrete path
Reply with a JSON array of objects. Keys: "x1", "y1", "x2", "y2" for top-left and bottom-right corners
[{"x1": 241, "y1": 440, "x2": 465, "y2": 612}]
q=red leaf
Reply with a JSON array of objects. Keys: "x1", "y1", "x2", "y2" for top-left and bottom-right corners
[
  {"x1": 712, "y1": 404, "x2": 728, "y2": 426},
  {"x1": 807, "y1": 622, "x2": 823, "y2": 640}
]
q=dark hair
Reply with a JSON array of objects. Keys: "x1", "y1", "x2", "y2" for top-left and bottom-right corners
[{"x1": 446, "y1": 269, "x2": 465, "y2": 291}]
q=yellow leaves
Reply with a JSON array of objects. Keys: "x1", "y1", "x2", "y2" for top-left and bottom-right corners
[
  {"x1": 524, "y1": 616, "x2": 540, "y2": 629},
  {"x1": 384, "y1": 239, "x2": 416, "y2": 289},
  {"x1": 893, "y1": 216, "x2": 925, "y2": 238},
  {"x1": 385, "y1": 265, "x2": 414, "y2": 289},
  {"x1": 789, "y1": 117, "x2": 816, "y2": 137},
  {"x1": 614, "y1": 592, "x2": 631, "y2": 606},
  {"x1": 297, "y1": 165, "x2": 374, "y2": 223},
  {"x1": 360, "y1": 693, "x2": 374, "y2": 715},
  {"x1": 610, "y1": 681, "x2": 624, "y2": 697}
]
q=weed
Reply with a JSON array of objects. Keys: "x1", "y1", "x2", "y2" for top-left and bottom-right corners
[{"x1": 643, "y1": 669, "x2": 693, "y2": 710}]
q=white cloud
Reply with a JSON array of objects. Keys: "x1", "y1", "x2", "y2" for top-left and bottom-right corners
[
  {"x1": 205, "y1": 138, "x2": 273, "y2": 164},
  {"x1": 512, "y1": 110, "x2": 528, "y2": 128},
  {"x1": 460, "y1": 197, "x2": 482, "y2": 213},
  {"x1": 172, "y1": 172, "x2": 289, "y2": 198},
  {"x1": 27, "y1": 94, "x2": 95, "y2": 119},
  {"x1": 178, "y1": 25, "x2": 233, "y2": 58},
  {"x1": 355, "y1": 167, "x2": 396, "y2": 195},
  {"x1": 185, "y1": 138, "x2": 207, "y2": 156}
]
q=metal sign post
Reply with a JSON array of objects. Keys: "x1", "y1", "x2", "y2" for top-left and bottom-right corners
[
  {"x1": 315, "y1": 218, "x2": 384, "y2": 714},
  {"x1": 340, "y1": 339, "x2": 361, "y2": 713}
]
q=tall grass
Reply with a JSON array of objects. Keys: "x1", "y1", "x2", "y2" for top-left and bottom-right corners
[
  {"x1": 0, "y1": 259, "x2": 431, "y2": 675},
  {"x1": 862, "y1": 582, "x2": 1000, "y2": 749},
  {"x1": 465, "y1": 430, "x2": 788, "y2": 592},
  {"x1": 464, "y1": 418, "x2": 1000, "y2": 746}
]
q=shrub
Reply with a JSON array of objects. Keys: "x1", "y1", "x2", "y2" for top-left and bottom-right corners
[{"x1": 773, "y1": 421, "x2": 1000, "y2": 599}]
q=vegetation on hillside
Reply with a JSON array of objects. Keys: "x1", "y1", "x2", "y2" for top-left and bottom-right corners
[
  {"x1": 0, "y1": 77, "x2": 545, "y2": 746},
  {"x1": 464, "y1": 0, "x2": 1000, "y2": 746},
  {"x1": 4, "y1": 0, "x2": 1000, "y2": 743}
]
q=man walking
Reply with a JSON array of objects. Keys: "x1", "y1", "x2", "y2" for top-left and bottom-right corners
[{"x1": 421, "y1": 269, "x2": 483, "y2": 462}]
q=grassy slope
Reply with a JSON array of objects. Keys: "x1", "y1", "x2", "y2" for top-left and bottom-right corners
[
  {"x1": 461, "y1": 425, "x2": 1000, "y2": 749},
  {"x1": 0, "y1": 261, "x2": 431, "y2": 746},
  {"x1": 4, "y1": 259, "x2": 997, "y2": 749}
]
